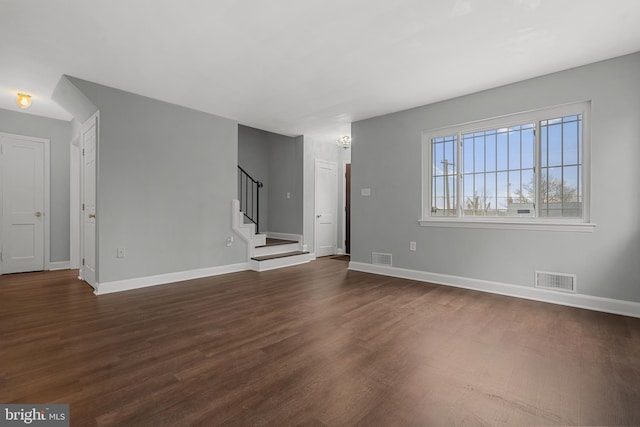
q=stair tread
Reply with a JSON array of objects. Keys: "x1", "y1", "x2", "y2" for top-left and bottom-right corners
[
  {"x1": 251, "y1": 251, "x2": 309, "y2": 261},
  {"x1": 256, "y1": 238, "x2": 298, "y2": 248}
]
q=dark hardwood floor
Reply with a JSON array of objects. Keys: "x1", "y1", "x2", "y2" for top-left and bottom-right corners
[{"x1": 1, "y1": 258, "x2": 639, "y2": 426}]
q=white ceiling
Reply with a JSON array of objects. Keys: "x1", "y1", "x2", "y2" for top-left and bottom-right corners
[{"x1": 1, "y1": 0, "x2": 640, "y2": 140}]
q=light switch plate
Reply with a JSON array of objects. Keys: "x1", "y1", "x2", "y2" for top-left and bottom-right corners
[{"x1": 361, "y1": 188, "x2": 371, "y2": 196}]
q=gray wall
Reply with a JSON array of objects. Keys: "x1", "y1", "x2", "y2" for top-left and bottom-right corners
[
  {"x1": 351, "y1": 52, "x2": 640, "y2": 303},
  {"x1": 237, "y1": 125, "x2": 271, "y2": 232},
  {"x1": 268, "y1": 133, "x2": 303, "y2": 234},
  {"x1": 238, "y1": 125, "x2": 303, "y2": 235},
  {"x1": 0, "y1": 108, "x2": 72, "y2": 263},
  {"x1": 69, "y1": 77, "x2": 246, "y2": 283}
]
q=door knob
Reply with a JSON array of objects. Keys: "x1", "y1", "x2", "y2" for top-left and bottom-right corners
[
  {"x1": 89, "y1": 213, "x2": 96, "y2": 219},
  {"x1": 35, "y1": 211, "x2": 42, "y2": 218},
  {"x1": 317, "y1": 214, "x2": 321, "y2": 218}
]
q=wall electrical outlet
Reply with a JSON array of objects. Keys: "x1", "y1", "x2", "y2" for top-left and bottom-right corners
[
  {"x1": 409, "y1": 241, "x2": 417, "y2": 251},
  {"x1": 226, "y1": 236, "x2": 234, "y2": 247},
  {"x1": 117, "y1": 247, "x2": 125, "y2": 258}
]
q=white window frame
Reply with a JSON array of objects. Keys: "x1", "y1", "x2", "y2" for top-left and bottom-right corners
[{"x1": 420, "y1": 102, "x2": 595, "y2": 232}]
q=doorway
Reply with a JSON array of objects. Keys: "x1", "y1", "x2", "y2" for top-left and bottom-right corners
[
  {"x1": 80, "y1": 114, "x2": 98, "y2": 287},
  {"x1": 0, "y1": 132, "x2": 50, "y2": 274},
  {"x1": 314, "y1": 159, "x2": 337, "y2": 257}
]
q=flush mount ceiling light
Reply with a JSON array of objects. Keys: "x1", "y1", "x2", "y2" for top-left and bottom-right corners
[
  {"x1": 337, "y1": 135, "x2": 351, "y2": 149},
  {"x1": 16, "y1": 93, "x2": 32, "y2": 109}
]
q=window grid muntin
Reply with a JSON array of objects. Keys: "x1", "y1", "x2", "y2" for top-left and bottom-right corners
[
  {"x1": 461, "y1": 124, "x2": 535, "y2": 216},
  {"x1": 431, "y1": 135, "x2": 457, "y2": 216},
  {"x1": 427, "y1": 109, "x2": 584, "y2": 221},
  {"x1": 539, "y1": 114, "x2": 582, "y2": 218}
]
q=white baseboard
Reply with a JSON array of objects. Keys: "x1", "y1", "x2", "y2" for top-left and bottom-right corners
[
  {"x1": 348, "y1": 262, "x2": 640, "y2": 319},
  {"x1": 49, "y1": 261, "x2": 70, "y2": 270},
  {"x1": 95, "y1": 262, "x2": 250, "y2": 295}
]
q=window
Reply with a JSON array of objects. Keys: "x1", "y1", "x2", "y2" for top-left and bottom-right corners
[{"x1": 422, "y1": 103, "x2": 592, "y2": 230}]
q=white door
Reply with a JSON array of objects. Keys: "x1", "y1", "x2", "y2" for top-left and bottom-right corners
[
  {"x1": 0, "y1": 135, "x2": 45, "y2": 274},
  {"x1": 315, "y1": 159, "x2": 337, "y2": 257},
  {"x1": 81, "y1": 115, "x2": 98, "y2": 287}
]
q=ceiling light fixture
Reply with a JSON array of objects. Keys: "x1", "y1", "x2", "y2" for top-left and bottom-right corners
[
  {"x1": 16, "y1": 93, "x2": 32, "y2": 109},
  {"x1": 337, "y1": 136, "x2": 351, "y2": 149}
]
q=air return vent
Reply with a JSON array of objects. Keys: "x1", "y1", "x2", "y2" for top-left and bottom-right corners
[
  {"x1": 372, "y1": 252, "x2": 392, "y2": 266},
  {"x1": 535, "y1": 271, "x2": 576, "y2": 293}
]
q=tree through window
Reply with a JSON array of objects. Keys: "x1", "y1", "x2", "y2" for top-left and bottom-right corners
[{"x1": 424, "y1": 103, "x2": 587, "y2": 222}]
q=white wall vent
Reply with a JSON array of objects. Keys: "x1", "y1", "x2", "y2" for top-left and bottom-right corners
[
  {"x1": 535, "y1": 271, "x2": 576, "y2": 293},
  {"x1": 372, "y1": 252, "x2": 392, "y2": 266}
]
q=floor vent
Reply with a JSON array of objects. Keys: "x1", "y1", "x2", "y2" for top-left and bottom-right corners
[
  {"x1": 372, "y1": 252, "x2": 392, "y2": 266},
  {"x1": 535, "y1": 271, "x2": 576, "y2": 293}
]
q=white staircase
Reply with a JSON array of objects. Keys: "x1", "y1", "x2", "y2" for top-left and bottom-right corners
[
  {"x1": 231, "y1": 200, "x2": 266, "y2": 248},
  {"x1": 253, "y1": 239, "x2": 300, "y2": 256},
  {"x1": 251, "y1": 240, "x2": 310, "y2": 272},
  {"x1": 231, "y1": 200, "x2": 311, "y2": 272}
]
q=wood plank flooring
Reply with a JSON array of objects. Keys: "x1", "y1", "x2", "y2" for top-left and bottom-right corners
[{"x1": 1, "y1": 258, "x2": 639, "y2": 426}]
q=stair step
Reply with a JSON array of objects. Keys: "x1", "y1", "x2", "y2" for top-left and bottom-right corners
[
  {"x1": 249, "y1": 251, "x2": 311, "y2": 272},
  {"x1": 254, "y1": 237, "x2": 300, "y2": 257},
  {"x1": 256, "y1": 238, "x2": 298, "y2": 248},
  {"x1": 251, "y1": 251, "x2": 308, "y2": 261}
]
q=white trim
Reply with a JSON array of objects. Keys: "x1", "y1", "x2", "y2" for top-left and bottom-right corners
[
  {"x1": 0, "y1": 132, "x2": 51, "y2": 273},
  {"x1": 231, "y1": 199, "x2": 264, "y2": 259},
  {"x1": 49, "y1": 261, "x2": 70, "y2": 270},
  {"x1": 418, "y1": 218, "x2": 596, "y2": 232},
  {"x1": 348, "y1": 262, "x2": 640, "y2": 319},
  {"x1": 231, "y1": 199, "x2": 253, "y2": 245},
  {"x1": 422, "y1": 101, "x2": 591, "y2": 226},
  {"x1": 265, "y1": 232, "x2": 302, "y2": 242},
  {"x1": 581, "y1": 103, "x2": 592, "y2": 225},
  {"x1": 44, "y1": 138, "x2": 51, "y2": 270},
  {"x1": 69, "y1": 140, "x2": 81, "y2": 269},
  {"x1": 95, "y1": 262, "x2": 250, "y2": 295}
]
